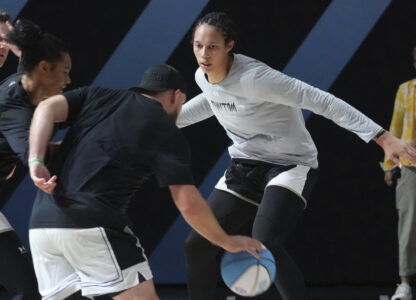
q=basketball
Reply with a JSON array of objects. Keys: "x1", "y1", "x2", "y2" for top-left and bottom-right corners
[{"x1": 220, "y1": 248, "x2": 276, "y2": 297}]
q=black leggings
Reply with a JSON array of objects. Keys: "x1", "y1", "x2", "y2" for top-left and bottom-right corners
[
  {"x1": 0, "y1": 230, "x2": 41, "y2": 300},
  {"x1": 185, "y1": 186, "x2": 306, "y2": 300}
]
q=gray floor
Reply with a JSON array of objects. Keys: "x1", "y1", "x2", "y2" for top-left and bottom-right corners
[{"x1": 0, "y1": 285, "x2": 405, "y2": 299}]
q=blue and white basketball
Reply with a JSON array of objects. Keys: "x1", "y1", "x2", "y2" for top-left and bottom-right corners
[{"x1": 220, "y1": 248, "x2": 276, "y2": 297}]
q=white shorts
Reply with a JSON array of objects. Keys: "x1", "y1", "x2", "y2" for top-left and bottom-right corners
[
  {"x1": 215, "y1": 159, "x2": 318, "y2": 207},
  {"x1": 29, "y1": 226, "x2": 153, "y2": 299}
]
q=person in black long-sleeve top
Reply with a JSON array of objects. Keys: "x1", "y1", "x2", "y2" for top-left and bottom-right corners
[{"x1": 0, "y1": 17, "x2": 71, "y2": 300}]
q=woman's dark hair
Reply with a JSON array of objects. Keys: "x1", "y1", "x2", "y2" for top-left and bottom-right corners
[
  {"x1": 192, "y1": 12, "x2": 237, "y2": 44},
  {"x1": 7, "y1": 19, "x2": 68, "y2": 73}
]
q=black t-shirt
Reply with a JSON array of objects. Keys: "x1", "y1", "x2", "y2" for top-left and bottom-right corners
[
  {"x1": 29, "y1": 86, "x2": 194, "y2": 229},
  {"x1": 0, "y1": 73, "x2": 34, "y2": 181}
]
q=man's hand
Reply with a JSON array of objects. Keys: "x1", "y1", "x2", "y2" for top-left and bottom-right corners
[
  {"x1": 223, "y1": 235, "x2": 266, "y2": 259},
  {"x1": 29, "y1": 162, "x2": 57, "y2": 194}
]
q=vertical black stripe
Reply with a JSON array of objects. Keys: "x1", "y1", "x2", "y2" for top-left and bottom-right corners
[{"x1": 303, "y1": 0, "x2": 416, "y2": 283}]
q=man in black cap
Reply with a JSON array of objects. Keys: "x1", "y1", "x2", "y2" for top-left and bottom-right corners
[{"x1": 26, "y1": 64, "x2": 264, "y2": 300}]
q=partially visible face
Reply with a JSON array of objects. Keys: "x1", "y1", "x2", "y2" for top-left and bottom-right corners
[
  {"x1": 192, "y1": 24, "x2": 234, "y2": 78},
  {"x1": 43, "y1": 52, "x2": 72, "y2": 97},
  {"x1": 0, "y1": 22, "x2": 11, "y2": 67},
  {"x1": 168, "y1": 90, "x2": 186, "y2": 121}
]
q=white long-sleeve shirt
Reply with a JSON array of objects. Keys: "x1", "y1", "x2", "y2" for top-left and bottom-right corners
[{"x1": 177, "y1": 54, "x2": 381, "y2": 168}]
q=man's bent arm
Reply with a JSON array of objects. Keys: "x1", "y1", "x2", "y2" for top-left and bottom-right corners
[{"x1": 169, "y1": 184, "x2": 263, "y2": 257}]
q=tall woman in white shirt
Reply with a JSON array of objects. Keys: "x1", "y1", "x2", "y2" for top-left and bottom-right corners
[{"x1": 177, "y1": 12, "x2": 416, "y2": 300}]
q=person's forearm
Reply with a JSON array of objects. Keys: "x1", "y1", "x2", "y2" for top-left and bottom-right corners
[
  {"x1": 170, "y1": 185, "x2": 230, "y2": 249},
  {"x1": 29, "y1": 102, "x2": 57, "y2": 162},
  {"x1": 176, "y1": 93, "x2": 213, "y2": 128},
  {"x1": 29, "y1": 95, "x2": 68, "y2": 163}
]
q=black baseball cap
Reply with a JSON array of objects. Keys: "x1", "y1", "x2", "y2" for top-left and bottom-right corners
[{"x1": 131, "y1": 64, "x2": 187, "y2": 94}]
